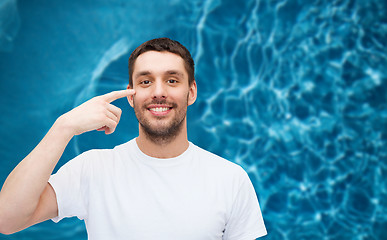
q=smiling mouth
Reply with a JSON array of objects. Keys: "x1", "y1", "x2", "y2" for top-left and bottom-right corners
[
  {"x1": 149, "y1": 107, "x2": 172, "y2": 112},
  {"x1": 147, "y1": 104, "x2": 174, "y2": 116}
]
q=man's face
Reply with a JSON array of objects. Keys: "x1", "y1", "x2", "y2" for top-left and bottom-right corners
[{"x1": 128, "y1": 51, "x2": 197, "y2": 141}]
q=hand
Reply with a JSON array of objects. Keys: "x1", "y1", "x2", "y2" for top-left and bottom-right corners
[{"x1": 59, "y1": 89, "x2": 135, "y2": 136}]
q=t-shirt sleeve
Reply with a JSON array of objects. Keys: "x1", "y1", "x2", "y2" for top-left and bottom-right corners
[
  {"x1": 48, "y1": 151, "x2": 91, "y2": 223},
  {"x1": 223, "y1": 170, "x2": 267, "y2": 240}
]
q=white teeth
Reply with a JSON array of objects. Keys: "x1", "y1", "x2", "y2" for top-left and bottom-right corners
[{"x1": 150, "y1": 107, "x2": 169, "y2": 112}]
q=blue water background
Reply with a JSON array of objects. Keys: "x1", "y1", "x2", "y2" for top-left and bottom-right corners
[{"x1": 1, "y1": 0, "x2": 386, "y2": 239}]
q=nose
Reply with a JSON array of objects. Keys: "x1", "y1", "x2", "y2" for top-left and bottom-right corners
[{"x1": 152, "y1": 79, "x2": 167, "y2": 99}]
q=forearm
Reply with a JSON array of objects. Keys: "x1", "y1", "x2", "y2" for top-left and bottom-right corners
[
  {"x1": 0, "y1": 116, "x2": 74, "y2": 224},
  {"x1": 0, "y1": 89, "x2": 132, "y2": 233}
]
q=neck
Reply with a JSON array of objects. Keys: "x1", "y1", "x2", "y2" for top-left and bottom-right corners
[{"x1": 136, "y1": 121, "x2": 189, "y2": 159}]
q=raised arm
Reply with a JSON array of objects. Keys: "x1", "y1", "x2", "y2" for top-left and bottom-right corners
[{"x1": 0, "y1": 89, "x2": 135, "y2": 234}]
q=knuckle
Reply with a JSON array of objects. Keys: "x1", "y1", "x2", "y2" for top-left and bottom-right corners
[
  {"x1": 98, "y1": 112, "x2": 107, "y2": 121},
  {"x1": 92, "y1": 96, "x2": 102, "y2": 102}
]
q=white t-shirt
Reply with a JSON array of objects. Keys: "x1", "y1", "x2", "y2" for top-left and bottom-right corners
[{"x1": 49, "y1": 139, "x2": 267, "y2": 240}]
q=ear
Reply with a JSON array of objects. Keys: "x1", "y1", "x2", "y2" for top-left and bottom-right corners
[
  {"x1": 188, "y1": 80, "x2": 197, "y2": 106},
  {"x1": 127, "y1": 84, "x2": 134, "y2": 107}
]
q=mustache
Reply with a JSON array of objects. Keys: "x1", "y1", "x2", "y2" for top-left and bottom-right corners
[
  {"x1": 134, "y1": 98, "x2": 178, "y2": 108},
  {"x1": 149, "y1": 99, "x2": 169, "y2": 105},
  {"x1": 150, "y1": 99, "x2": 178, "y2": 108}
]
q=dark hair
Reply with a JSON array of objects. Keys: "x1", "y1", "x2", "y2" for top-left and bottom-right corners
[{"x1": 128, "y1": 38, "x2": 195, "y2": 87}]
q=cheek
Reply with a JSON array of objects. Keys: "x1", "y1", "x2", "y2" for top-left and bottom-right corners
[
  {"x1": 175, "y1": 91, "x2": 191, "y2": 103},
  {"x1": 132, "y1": 91, "x2": 147, "y2": 106}
]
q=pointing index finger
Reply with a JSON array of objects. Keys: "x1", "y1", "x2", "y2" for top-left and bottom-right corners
[{"x1": 103, "y1": 89, "x2": 135, "y2": 103}]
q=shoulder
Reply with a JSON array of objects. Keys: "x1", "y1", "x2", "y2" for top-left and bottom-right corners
[
  {"x1": 190, "y1": 143, "x2": 248, "y2": 178},
  {"x1": 83, "y1": 139, "x2": 134, "y2": 158},
  {"x1": 61, "y1": 139, "x2": 135, "y2": 169}
]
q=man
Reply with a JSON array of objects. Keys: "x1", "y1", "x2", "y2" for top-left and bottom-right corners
[{"x1": 0, "y1": 38, "x2": 267, "y2": 239}]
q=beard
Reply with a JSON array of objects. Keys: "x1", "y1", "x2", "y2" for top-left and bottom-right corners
[{"x1": 133, "y1": 96, "x2": 188, "y2": 144}]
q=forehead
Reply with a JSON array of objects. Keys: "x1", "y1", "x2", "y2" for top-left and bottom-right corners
[{"x1": 133, "y1": 51, "x2": 187, "y2": 78}]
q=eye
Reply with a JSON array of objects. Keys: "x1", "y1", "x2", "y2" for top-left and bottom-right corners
[
  {"x1": 167, "y1": 79, "x2": 178, "y2": 84},
  {"x1": 141, "y1": 80, "x2": 151, "y2": 85}
]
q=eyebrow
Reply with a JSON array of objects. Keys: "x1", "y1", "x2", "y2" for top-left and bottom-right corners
[
  {"x1": 134, "y1": 70, "x2": 184, "y2": 79},
  {"x1": 134, "y1": 71, "x2": 152, "y2": 79},
  {"x1": 165, "y1": 70, "x2": 184, "y2": 78}
]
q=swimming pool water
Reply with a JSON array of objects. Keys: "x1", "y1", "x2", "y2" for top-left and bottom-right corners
[{"x1": 0, "y1": 0, "x2": 386, "y2": 239}]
